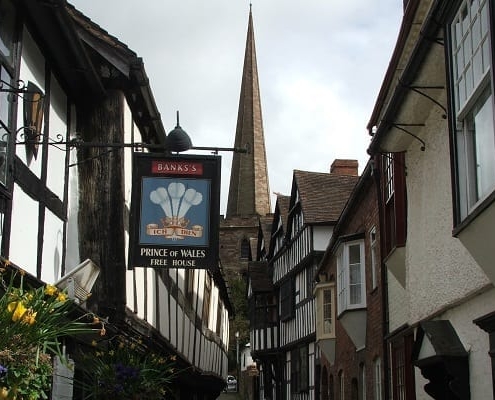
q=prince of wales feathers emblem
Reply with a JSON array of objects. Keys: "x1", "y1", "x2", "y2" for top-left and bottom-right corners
[{"x1": 147, "y1": 182, "x2": 204, "y2": 240}]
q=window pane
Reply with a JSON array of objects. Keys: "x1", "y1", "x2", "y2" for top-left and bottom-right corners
[
  {"x1": 349, "y1": 244, "x2": 361, "y2": 264},
  {"x1": 0, "y1": 66, "x2": 11, "y2": 185},
  {"x1": 473, "y1": 91, "x2": 495, "y2": 200},
  {"x1": 350, "y1": 283, "x2": 361, "y2": 305},
  {"x1": 0, "y1": 0, "x2": 15, "y2": 64},
  {"x1": 323, "y1": 288, "x2": 332, "y2": 334}
]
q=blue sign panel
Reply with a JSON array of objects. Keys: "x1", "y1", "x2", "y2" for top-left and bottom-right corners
[{"x1": 129, "y1": 154, "x2": 221, "y2": 269}]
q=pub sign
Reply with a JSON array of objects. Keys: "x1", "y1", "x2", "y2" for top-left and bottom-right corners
[{"x1": 128, "y1": 153, "x2": 221, "y2": 269}]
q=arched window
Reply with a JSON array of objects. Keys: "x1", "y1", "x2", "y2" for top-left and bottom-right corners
[
  {"x1": 240, "y1": 238, "x2": 250, "y2": 260},
  {"x1": 374, "y1": 357, "x2": 382, "y2": 400},
  {"x1": 360, "y1": 363, "x2": 367, "y2": 400},
  {"x1": 329, "y1": 375, "x2": 334, "y2": 400},
  {"x1": 338, "y1": 370, "x2": 345, "y2": 400}
]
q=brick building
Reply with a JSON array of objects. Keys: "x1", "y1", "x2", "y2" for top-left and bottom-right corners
[{"x1": 315, "y1": 159, "x2": 384, "y2": 399}]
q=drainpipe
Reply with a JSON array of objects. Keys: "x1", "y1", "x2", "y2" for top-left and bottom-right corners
[{"x1": 372, "y1": 154, "x2": 391, "y2": 400}]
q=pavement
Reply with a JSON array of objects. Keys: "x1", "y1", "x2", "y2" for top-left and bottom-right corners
[{"x1": 216, "y1": 390, "x2": 241, "y2": 399}]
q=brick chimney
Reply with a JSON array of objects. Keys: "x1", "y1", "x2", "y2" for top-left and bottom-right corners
[{"x1": 330, "y1": 159, "x2": 358, "y2": 176}]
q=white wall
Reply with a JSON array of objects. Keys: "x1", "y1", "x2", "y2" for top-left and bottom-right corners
[
  {"x1": 401, "y1": 93, "x2": 494, "y2": 397},
  {"x1": 405, "y1": 106, "x2": 490, "y2": 321},
  {"x1": 313, "y1": 225, "x2": 333, "y2": 251}
]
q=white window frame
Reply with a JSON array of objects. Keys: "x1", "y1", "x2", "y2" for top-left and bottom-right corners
[
  {"x1": 337, "y1": 239, "x2": 366, "y2": 315},
  {"x1": 374, "y1": 357, "x2": 383, "y2": 400},
  {"x1": 315, "y1": 282, "x2": 336, "y2": 339},
  {"x1": 450, "y1": 0, "x2": 495, "y2": 220},
  {"x1": 370, "y1": 227, "x2": 378, "y2": 290}
]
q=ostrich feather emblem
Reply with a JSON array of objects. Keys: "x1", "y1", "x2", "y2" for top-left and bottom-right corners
[{"x1": 147, "y1": 182, "x2": 204, "y2": 240}]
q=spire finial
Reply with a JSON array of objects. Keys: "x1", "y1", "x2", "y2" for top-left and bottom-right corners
[{"x1": 176, "y1": 110, "x2": 180, "y2": 127}]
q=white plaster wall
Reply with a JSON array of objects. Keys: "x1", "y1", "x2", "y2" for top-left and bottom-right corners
[
  {"x1": 41, "y1": 209, "x2": 64, "y2": 283},
  {"x1": 386, "y1": 270, "x2": 408, "y2": 333},
  {"x1": 313, "y1": 225, "x2": 333, "y2": 251},
  {"x1": 46, "y1": 75, "x2": 67, "y2": 200},
  {"x1": 404, "y1": 107, "x2": 490, "y2": 322},
  {"x1": 17, "y1": 28, "x2": 44, "y2": 177},
  {"x1": 10, "y1": 184, "x2": 38, "y2": 275}
]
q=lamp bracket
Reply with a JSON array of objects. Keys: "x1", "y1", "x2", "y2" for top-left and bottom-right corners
[
  {"x1": 1, "y1": 125, "x2": 248, "y2": 156},
  {"x1": 0, "y1": 79, "x2": 45, "y2": 100}
]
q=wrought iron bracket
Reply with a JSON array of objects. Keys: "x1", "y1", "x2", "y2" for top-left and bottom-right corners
[
  {"x1": 389, "y1": 123, "x2": 426, "y2": 151},
  {"x1": 400, "y1": 80, "x2": 447, "y2": 119}
]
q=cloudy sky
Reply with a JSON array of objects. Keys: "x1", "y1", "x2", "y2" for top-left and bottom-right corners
[{"x1": 69, "y1": 0, "x2": 403, "y2": 214}]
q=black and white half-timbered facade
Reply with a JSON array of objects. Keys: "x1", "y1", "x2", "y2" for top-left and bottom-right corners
[
  {"x1": 0, "y1": 1, "x2": 232, "y2": 398},
  {"x1": 248, "y1": 161, "x2": 359, "y2": 400}
]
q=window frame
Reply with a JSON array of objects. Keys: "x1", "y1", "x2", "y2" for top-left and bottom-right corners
[
  {"x1": 315, "y1": 281, "x2": 336, "y2": 339},
  {"x1": 0, "y1": 0, "x2": 17, "y2": 191},
  {"x1": 380, "y1": 153, "x2": 407, "y2": 256},
  {"x1": 370, "y1": 226, "x2": 378, "y2": 290},
  {"x1": 290, "y1": 344, "x2": 309, "y2": 393},
  {"x1": 448, "y1": 0, "x2": 495, "y2": 225},
  {"x1": 280, "y1": 278, "x2": 295, "y2": 321},
  {"x1": 374, "y1": 357, "x2": 383, "y2": 400},
  {"x1": 336, "y1": 239, "x2": 366, "y2": 315},
  {"x1": 390, "y1": 333, "x2": 416, "y2": 400}
]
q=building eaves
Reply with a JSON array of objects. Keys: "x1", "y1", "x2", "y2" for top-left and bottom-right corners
[
  {"x1": 65, "y1": 1, "x2": 166, "y2": 145},
  {"x1": 366, "y1": 0, "x2": 451, "y2": 155},
  {"x1": 19, "y1": 0, "x2": 105, "y2": 99}
]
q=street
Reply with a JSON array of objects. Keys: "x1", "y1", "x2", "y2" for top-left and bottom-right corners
[{"x1": 216, "y1": 391, "x2": 241, "y2": 400}]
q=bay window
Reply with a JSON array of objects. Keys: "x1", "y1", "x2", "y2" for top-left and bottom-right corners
[
  {"x1": 315, "y1": 282, "x2": 335, "y2": 339},
  {"x1": 450, "y1": 0, "x2": 495, "y2": 222},
  {"x1": 337, "y1": 239, "x2": 366, "y2": 315}
]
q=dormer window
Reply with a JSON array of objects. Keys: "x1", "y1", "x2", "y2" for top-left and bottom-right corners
[{"x1": 291, "y1": 209, "x2": 303, "y2": 237}]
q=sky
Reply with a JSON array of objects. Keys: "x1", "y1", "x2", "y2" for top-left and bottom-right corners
[{"x1": 69, "y1": 1, "x2": 403, "y2": 215}]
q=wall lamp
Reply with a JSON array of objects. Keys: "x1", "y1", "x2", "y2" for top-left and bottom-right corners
[{"x1": 166, "y1": 111, "x2": 248, "y2": 155}]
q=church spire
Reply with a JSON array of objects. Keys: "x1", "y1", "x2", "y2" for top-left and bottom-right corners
[{"x1": 226, "y1": 7, "x2": 271, "y2": 218}]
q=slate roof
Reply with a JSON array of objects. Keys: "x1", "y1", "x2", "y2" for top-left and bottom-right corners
[{"x1": 293, "y1": 170, "x2": 359, "y2": 224}]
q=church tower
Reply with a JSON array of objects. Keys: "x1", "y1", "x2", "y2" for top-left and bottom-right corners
[
  {"x1": 226, "y1": 6, "x2": 271, "y2": 218},
  {"x1": 220, "y1": 7, "x2": 271, "y2": 277}
]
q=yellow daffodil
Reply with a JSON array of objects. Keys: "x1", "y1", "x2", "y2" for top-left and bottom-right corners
[
  {"x1": 44, "y1": 284, "x2": 57, "y2": 296},
  {"x1": 56, "y1": 292, "x2": 67, "y2": 302},
  {"x1": 0, "y1": 387, "x2": 9, "y2": 399},
  {"x1": 7, "y1": 301, "x2": 17, "y2": 313},
  {"x1": 22, "y1": 309, "x2": 37, "y2": 325},
  {"x1": 91, "y1": 340, "x2": 98, "y2": 347},
  {"x1": 11, "y1": 301, "x2": 27, "y2": 322}
]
